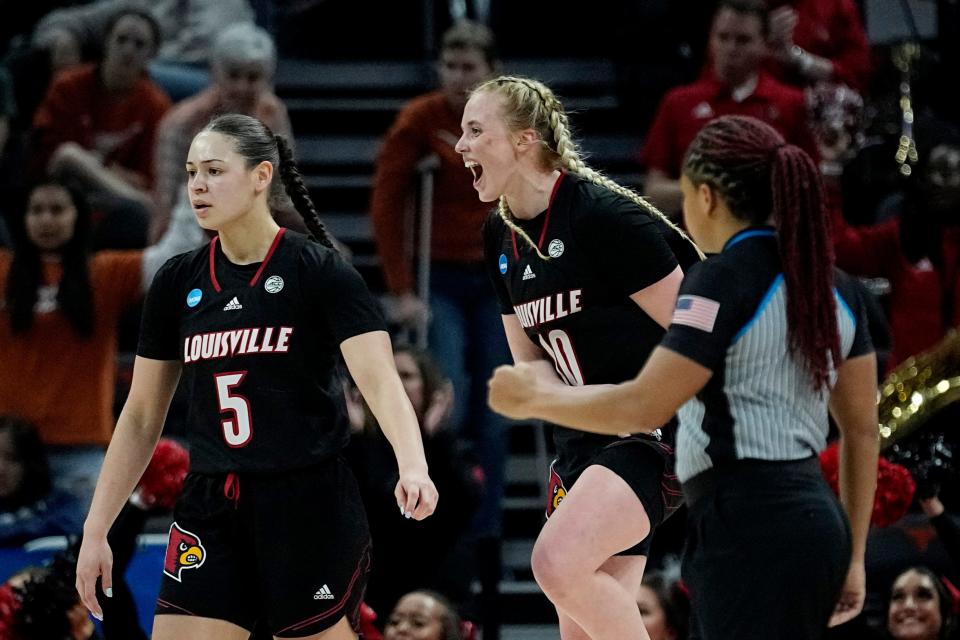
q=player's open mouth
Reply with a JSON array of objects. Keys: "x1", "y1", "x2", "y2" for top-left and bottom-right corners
[{"x1": 465, "y1": 161, "x2": 483, "y2": 188}]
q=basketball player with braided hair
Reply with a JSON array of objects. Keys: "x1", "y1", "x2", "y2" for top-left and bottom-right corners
[
  {"x1": 76, "y1": 113, "x2": 438, "y2": 640},
  {"x1": 489, "y1": 115, "x2": 880, "y2": 639},
  {"x1": 457, "y1": 75, "x2": 700, "y2": 640}
]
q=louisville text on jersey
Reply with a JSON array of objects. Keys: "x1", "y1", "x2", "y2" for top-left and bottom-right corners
[
  {"x1": 183, "y1": 326, "x2": 294, "y2": 363},
  {"x1": 513, "y1": 289, "x2": 583, "y2": 329}
]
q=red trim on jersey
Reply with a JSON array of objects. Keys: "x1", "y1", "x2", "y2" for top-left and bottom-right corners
[
  {"x1": 250, "y1": 227, "x2": 287, "y2": 287},
  {"x1": 510, "y1": 172, "x2": 565, "y2": 260},
  {"x1": 208, "y1": 237, "x2": 222, "y2": 292},
  {"x1": 538, "y1": 172, "x2": 565, "y2": 247},
  {"x1": 209, "y1": 228, "x2": 287, "y2": 292}
]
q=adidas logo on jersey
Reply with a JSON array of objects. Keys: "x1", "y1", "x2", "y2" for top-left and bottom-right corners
[
  {"x1": 522, "y1": 265, "x2": 536, "y2": 280},
  {"x1": 223, "y1": 297, "x2": 242, "y2": 311},
  {"x1": 313, "y1": 584, "x2": 335, "y2": 600}
]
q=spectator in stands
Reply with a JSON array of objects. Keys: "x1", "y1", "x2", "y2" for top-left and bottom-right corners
[
  {"x1": 368, "y1": 19, "x2": 509, "y2": 556},
  {"x1": 151, "y1": 22, "x2": 292, "y2": 238},
  {"x1": 1, "y1": 551, "x2": 100, "y2": 640},
  {"x1": 2, "y1": 0, "x2": 104, "y2": 150},
  {"x1": 0, "y1": 179, "x2": 203, "y2": 508},
  {"x1": 886, "y1": 566, "x2": 958, "y2": 640},
  {"x1": 383, "y1": 591, "x2": 463, "y2": 640},
  {"x1": 345, "y1": 346, "x2": 482, "y2": 619},
  {"x1": 642, "y1": 0, "x2": 818, "y2": 217},
  {"x1": 31, "y1": 7, "x2": 171, "y2": 250},
  {"x1": 830, "y1": 141, "x2": 960, "y2": 371},
  {"x1": 1, "y1": 437, "x2": 186, "y2": 638},
  {"x1": 0, "y1": 415, "x2": 84, "y2": 546},
  {"x1": 637, "y1": 571, "x2": 690, "y2": 640},
  {"x1": 917, "y1": 490, "x2": 960, "y2": 574},
  {"x1": 1, "y1": 465, "x2": 178, "y2": 640},
  {"x1": 766, "y1": 0, "x2": 872, "y2": 92},
  {"x1": 32, "y1": 0, "x2": 256, "y2": 102}
]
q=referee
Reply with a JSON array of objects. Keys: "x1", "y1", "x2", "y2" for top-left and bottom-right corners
[{"x1": 488, "y1": 115, "x2": 880, "y2": 640}]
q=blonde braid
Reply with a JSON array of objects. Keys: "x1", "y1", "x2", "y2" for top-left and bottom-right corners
[
  {"x1": 474, "y1": 77, "x2": 557, "y2": 259},
  {"x1": 476, "y1": 76, "x2": 704, "y2": 261},
  {"x1": 536, "y1": 90, "x2": 705, "y2": 260},
  {"x1": 497, "y1": 197, "x2": 549, "y2": 260}
]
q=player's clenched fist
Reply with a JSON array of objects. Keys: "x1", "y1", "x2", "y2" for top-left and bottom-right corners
[{"x1": 487, "y1": 362, "x2": 539, "y2": 419}]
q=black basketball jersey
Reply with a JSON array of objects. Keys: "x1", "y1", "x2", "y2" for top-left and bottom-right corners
[
  {"x1": 484, "y1": 173, "x2": 695, "y2": 474},
  {"x1": 138, "y1": 229, "x2": 385, "y2": 474}
]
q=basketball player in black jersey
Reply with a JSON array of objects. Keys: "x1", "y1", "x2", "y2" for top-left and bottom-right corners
[
  {"x1": 489, "y1": 116, "x2": 880, "y2": 639},
  {"x1": 456, "y1": 75, "x2": 702, "y2": 640},
  {"x1": 76, "y1": 114, "x2": 438, "y2": 640}
]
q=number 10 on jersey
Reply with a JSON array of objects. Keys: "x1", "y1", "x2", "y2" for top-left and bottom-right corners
[
  {"x1": 538, "y1": 329, "x2": 584, "y2": 386},
  {"x1": 215, "y1": 372, "x2": 253, "y2": 447}
]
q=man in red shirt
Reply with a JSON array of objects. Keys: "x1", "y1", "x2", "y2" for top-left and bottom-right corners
[{"x1": 643, "y1": 0, "x2": 818, "y2": 216}]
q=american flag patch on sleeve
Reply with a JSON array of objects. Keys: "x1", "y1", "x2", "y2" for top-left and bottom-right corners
[{"x1": 672, "y1": 295, "x2": 720, "y2": 332}]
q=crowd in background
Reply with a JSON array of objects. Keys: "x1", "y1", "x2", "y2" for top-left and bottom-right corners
[{"x1": 1, "y1": 0, "x2": 959, "y2": 638}]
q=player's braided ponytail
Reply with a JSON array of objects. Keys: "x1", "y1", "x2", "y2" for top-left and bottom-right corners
[
  {"x1": 202, "y1": 113, "x2": 336, "y2": 250},
  {"x1": 476, "y1": 76, "x2": 703, "y2": 261},
  {"x1": 274, "y1": 135, "x2": 336, "y2": 249}
]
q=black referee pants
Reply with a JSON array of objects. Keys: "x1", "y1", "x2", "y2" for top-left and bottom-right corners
[{"x1": 682, "y1": 458, "x2": 852, "y2": 640}]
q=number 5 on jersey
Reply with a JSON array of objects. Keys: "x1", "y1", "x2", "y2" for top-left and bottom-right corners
[
  {"x1": 538, "y1": 329, "x2": 584, "y2": 386},
  {"x1": 214, "y1": 372, "x2": 253, "y2": 447}
]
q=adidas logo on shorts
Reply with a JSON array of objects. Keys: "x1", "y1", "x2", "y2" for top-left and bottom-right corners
[
  {"x1": 223, "y1": 296, "x2": 243, "y2": 311},
  {"x1": 522, "y1": 264, "x2": 536, "y2": 281},
  {"x1": 313, "y1": 584, "x2": 335, "y2": 600}
]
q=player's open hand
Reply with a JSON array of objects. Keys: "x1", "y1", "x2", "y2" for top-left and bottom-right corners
[
  {"x1": 829, "y1": 560, "x2": 866, "y2": 627},
  {"x1": 75, "y1": 534, "x2": 113, "y2": 621},
  {"x1": 487, "y1": 362, "x2": 538, "y2": 419},
  {"x1": 395, "y1": 469, "x2": 438, "y2": 521}
]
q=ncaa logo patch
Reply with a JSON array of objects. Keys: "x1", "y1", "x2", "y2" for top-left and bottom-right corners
[
  {"x1": 548, "y1": 239, "x2": 564, "y2": 258},
  {"x1": 264, "y1": 275, "x2": 284, "y2": 293},
  {"x1": 163, "y1": 522, "x2": 206, "y2": 582},
  {"x1": 186, "y1": 288, "x2": 202, "y2": 307},
  {"x1": 498, "y1": 254, "x2": 508, "y2": 275}
]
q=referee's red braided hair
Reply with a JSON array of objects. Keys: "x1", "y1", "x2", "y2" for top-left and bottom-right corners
[{"x1": 683, "y1": 115, "x2": 840, "y2": 392}]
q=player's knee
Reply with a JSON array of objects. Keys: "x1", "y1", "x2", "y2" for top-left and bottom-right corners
[{"x1": 530, "y1": 538, "x2": 579, "y2": 599}]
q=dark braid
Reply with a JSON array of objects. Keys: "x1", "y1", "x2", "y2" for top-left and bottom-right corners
[
  {"x1": 201, "y1": 114, "x2": 336, "y2": 250},
  {"x1": 274, "y1": 135, "x2": 336, "y2": 250},
  {"x1": 684, "y1": 115, "x2": 840, "y2": 392}
]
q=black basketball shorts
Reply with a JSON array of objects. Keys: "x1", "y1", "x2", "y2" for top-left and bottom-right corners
[
  {"x1": 546, "y1": 433, "x2": 682, "y2": 556},
  {"x1": 155, "y1": 457, "x2": 371, "y2": 637}
]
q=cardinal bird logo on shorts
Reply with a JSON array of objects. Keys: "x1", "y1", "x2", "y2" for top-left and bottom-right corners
[
  {"x1": 546, "y1": 463, "x2": 567, "y2": 517},
  {"x1": 163, "y1": 522, "x2": 206, "y2": 582}
]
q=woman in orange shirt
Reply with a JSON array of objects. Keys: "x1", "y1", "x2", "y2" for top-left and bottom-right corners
[
  {"x1": 0, "y1": 179, "x2": 202, "y2": 507},
  {"x1": 32, "y1": 7, "x2": 172, "y2": 249}
]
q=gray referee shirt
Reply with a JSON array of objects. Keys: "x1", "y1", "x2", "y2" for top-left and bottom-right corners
[{"x1": 659, "y1": 227, "x2": 874, "y2": 483}]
